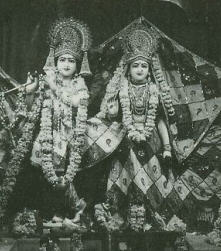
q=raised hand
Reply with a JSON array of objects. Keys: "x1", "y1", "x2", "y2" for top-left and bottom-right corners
[
  {"x1": 107, "y1": 96, "x2": 119, "y2": 116},
  {"x1": 26, "y1": 72, "x2": 34, "y2": 85},
  {"x1": 25, "y1": 71, "x2": 39, "y2": 93}
]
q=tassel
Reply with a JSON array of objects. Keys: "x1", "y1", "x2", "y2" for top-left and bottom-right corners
[
  {"x1": 80, "y1": 51, "x2": 92, "y2": 77},
  {"x1": 43, "y1": 47, "x2": 56, "y2": 73}
]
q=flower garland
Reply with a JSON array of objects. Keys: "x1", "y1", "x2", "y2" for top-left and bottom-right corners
[
  {"x1": 152, "y1": 55, "x2": 175, "y2": 116},
  {"x1": 0, "y1": 88, "x2": 43, "y2": 218},
  {"x1": 97, "y1": 57, "x2": 175, "y2": 142},
  {"x1": 40, "y1": 75, "x2": 88, "y2": 187},
  {"x1": 127, "y1": 204, "x2": 146, "y2": 232},
  {"x1": 119, "y1": 77, "x2": 158, "y2": 142},
  {"x1": 152, "y1": 55, "x2": 178, "y2": 137},
  {"x1": 0, "y1": 87, "x2": 27, "y2": 131},
  {"x1": 12, "y1": 209, "x2": 37, "y2": 237}
]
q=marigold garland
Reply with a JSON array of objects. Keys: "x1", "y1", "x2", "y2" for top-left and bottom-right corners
[{"x1": 152, "y1": 55, "x2": 175, "y2": 117}]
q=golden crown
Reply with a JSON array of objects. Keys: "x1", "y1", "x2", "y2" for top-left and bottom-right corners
[{"x1": 122, "y1": 24, "x2": 159, "y2": 63}]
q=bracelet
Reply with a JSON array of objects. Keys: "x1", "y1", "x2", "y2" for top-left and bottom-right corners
[{"x1": 163, "y1": 144, "x2": 171, "y2": 152}]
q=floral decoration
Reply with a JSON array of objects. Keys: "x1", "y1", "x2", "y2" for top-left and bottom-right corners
[
  {"x1": 127, "y1": 204, "x2": 146, "y2": 232},
  {"x1": 12, "y1": 208, "x2": 37, "y2": 236},
  {"x1": 0, "y1": 88, "x2": 43, "y2": 218},
  {"x1": 40, "y1": 75, "x2": 88, "y2": 187}
]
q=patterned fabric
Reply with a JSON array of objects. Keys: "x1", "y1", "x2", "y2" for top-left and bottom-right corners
[
  {"x1": 31, "y1": 92, "x2": 78, "y2": 171},
  {"x1": 162, "y1": 46, "x2": 221, "y2": 161},
  {"x1": 31, "y1": 118, "x2": 125, "y2": 171},
  {"x1": 104, "y1": 122, "x2": 221, "y2": 230},
  {"x1": 1, "y1": 17, "x2": 221, "y2": 230},
  {"x1": 86, "y1": 17, "x2": 221, "y2": 230},
  {"x1": 89, "y1": 17, "x2": 221, "y2": 163},
  {"x1": 81, "y1": 120, "x2": 126, "y2": 169}
]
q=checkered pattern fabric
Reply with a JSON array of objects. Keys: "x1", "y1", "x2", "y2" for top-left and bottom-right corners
[
  {"x1": 104, "y1": 123, "x2": 221, "y2": 227},
  {"x1": 31, "y1": 119, "x2": 125, "y2": 171},
  {"x1": 89, "y1": 17, "x2": 221, "y2": 162},
  {"x1": 1, "y1": 18, "x2": 221, "y2": 229},
  {"x1": 86, "y1": 17, "x2": 221, "y2": 228}
]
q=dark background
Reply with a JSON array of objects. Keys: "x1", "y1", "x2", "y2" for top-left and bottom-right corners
[{"x1": 0, "y1": 0, "x2": 221, "y2": 83}]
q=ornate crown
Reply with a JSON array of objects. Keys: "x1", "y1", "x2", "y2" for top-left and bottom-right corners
[
  {"x1": 49, "y1": 17, "x2": 91, "y2": 59},
  {"x1": 44, "y1": 17, "x2": 92, "y2": 76},
  {"x1": 122, "y1": 24, "x2": 159, "y2": 63}
]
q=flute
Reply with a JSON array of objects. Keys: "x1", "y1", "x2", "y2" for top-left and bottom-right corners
[{"x1": 1, "y1": 71, "x2": 39, "y2": 95}]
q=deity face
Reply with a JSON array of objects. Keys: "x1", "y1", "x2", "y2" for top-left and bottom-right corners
[
  {"x1": 129, "y1": 59, "x2": 149, "y2": 83},
  {"x1": 57, "y1": 54, "x2": 77, "y2": 78}
]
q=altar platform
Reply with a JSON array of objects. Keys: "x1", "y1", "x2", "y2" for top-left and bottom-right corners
[{"x1": 0, "y1": 231, "x2": 182, "y2": 251}]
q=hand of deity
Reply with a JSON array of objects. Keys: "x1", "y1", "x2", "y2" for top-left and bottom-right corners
[
  {"x1": 163, "y1": 150, "x2": 172, "y2": 159},
  {"x1": 25, "y1": 71, "x2": 39, "y2": 93},
  {"x1": 45, "y1": 70, "x2": 56, "y2": 91},
  {"x1": 88, "y1": 117, "x2": 102, "y2": 125},
  {"x1": 107, "y1": 96, "x2": 119, "y2": 116}
]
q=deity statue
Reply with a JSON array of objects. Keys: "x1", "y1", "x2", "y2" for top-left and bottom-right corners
[
  {"x1": 1, "y1": 16, "x2": 220, "y2": 237},
  {"x1": 93, "y1": 24, "x2": 177, "y2": 231},
  {"x1": 0, "y1": 17, "x2": 92, "y2": 223}
]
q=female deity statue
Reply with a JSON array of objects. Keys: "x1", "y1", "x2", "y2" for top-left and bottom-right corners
[
  {"x1": 0, "y1": 17, "x2": 92, "y2": 221},
  {"x1": 94, "y1": 24, "x2": 177, "y2": 231}
]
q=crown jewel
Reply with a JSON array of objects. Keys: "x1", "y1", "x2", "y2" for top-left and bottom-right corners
[
  {"x1": 48, "y1": 17, "x2": 91, "y2": 59},
  {"x1": 123, "y1": 24, "x2": 159, "y2": 63},
  {"x1": 44, "y1": 17, "x2": 92, "y2": 76}
]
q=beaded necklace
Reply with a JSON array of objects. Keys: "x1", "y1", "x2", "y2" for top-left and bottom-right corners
[
  {"x1": 119, "y1": 77, "x2": 158, "y2": 142},
  {"x1": 128, "y1": 82, "x2": 149, "y2": 115}
]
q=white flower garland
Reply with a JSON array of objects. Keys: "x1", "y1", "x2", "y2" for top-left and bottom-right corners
[
  {"x1": 40, "y1": 76, "x2": 88, "y2": 187},
  {"x1": 97, "y1": 60, "x2": 159, "y2": 142},
  {"x1": 99, "y1": 55, "x2": 176, "y2": 140},
  {"x1": 152, "y1": 55, "x2": 175, "y2": 117},
  {"x1": 128, "y1": 204, "x2": 146, "y2": 232}
]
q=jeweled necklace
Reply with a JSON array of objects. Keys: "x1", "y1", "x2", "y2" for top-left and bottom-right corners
[
  {"x1": 119, "y1": 77, "x2": 159, "y2": 142},
  {"x1": 128, "y1": 81, "x2": 149, "y2": 115}
]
